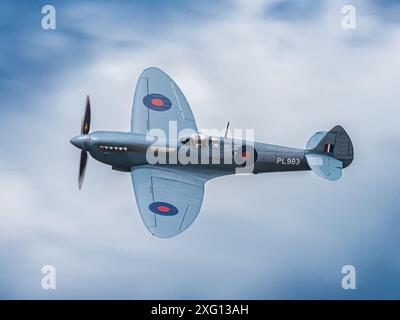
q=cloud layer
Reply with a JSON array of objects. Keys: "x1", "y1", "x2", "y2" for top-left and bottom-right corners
[{"x1": 0, "y1": 0, "x2": 399, "y2": 299}]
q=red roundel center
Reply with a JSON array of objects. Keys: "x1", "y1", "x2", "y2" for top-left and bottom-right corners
[
  {"x1": 151, "y1": 98, "x2": 164, "y2": 107},
  {"x1": 157, "y1": 205, "x2": 170, "y2": 213},
  {"x1": 242, "y1": 151, "x2": 250, "y2": 160}
]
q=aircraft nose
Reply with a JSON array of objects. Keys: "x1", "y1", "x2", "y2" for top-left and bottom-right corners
[
  {"x1": 70, "y1": 136, "x2": 81, "y2": 149},
  {"x1": 70, "y1": 135, "x2": 90, "y2": 151}
]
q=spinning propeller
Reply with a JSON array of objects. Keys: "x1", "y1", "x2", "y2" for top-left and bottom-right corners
[{"x1": 70, "y1": 95, "x2": 91, "y2": 190}]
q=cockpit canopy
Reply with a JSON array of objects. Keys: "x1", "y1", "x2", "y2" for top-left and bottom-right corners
[{"x1": 181, "y1": 133, "x2": 209, "y2": 149}]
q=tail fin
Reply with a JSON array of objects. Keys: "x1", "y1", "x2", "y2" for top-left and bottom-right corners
[{"x1": 305, "y1": 125, "x2": 354, "y2": 181}]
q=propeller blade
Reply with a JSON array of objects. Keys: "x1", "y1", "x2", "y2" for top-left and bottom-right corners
[
  {"x1": 78, "y1": 151, "x2": 88, "y2": 190},
  {"x1": 81, "y1": 95, "x2": 91, "y2": 135}
]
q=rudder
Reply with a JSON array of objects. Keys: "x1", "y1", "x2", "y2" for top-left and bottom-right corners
[
  {"x1": 305, "y1": 125, "x2": 354, "y2": 181},
  {"x1": 311, "y1": 125, "x2": 354, "y2": 168}
]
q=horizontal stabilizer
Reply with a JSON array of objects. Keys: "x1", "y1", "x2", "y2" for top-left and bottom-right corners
[{"x1": 305, "y1": 154, "x2": 343, "y2": 181}]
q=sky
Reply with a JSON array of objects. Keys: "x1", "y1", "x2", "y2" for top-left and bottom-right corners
[{"x1": 0, "y1": 0, "x2": 399, "y2": 299}]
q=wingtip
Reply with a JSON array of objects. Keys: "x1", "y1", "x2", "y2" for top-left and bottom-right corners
[
  {"x1": 148, "y1": 227, "x2": 181, "y2": 239},
  {"x1": 141, "y1": 66, "x2": 169, "y2": 78},
  {"x1": 143, "y1": 66, "x2": 162, "y2": 71}
]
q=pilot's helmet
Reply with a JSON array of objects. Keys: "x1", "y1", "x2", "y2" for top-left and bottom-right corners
[{"x1": 190, "y1": 133, "x2": 209, "y2": 148}]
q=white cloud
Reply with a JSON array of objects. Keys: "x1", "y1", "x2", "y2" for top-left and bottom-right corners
[{"x1": 0, "y1": 0, "x2": 399, "y2": 298}]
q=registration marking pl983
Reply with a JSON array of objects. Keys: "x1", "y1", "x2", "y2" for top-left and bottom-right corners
[{"x1": 277, "y1": 157, "x2": 301, "y2": 165}]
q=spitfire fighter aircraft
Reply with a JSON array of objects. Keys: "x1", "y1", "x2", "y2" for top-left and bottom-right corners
[{"x1": 70, "y1": 67, "x2": 354, "y2": 238}]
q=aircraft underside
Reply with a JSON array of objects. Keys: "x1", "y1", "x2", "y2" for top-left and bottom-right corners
[{"x1": 70, "y1": 67, "x2": 353, "y2": 238}]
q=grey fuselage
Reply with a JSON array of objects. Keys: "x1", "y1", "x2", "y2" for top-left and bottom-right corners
[{"x1": 86, "y1": 131, "x2": 311, "y2": 177}]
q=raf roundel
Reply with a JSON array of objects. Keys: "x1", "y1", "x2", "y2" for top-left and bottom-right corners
[
  {"x1": 239, "y1": 145, "x2": 258, "y2": 163},
  {"x1": 143, "y1": 94, "x2": 172, "y2": 111},
  {"x1": 149, "y1": 202, "x2": 179, "y2": 216}
]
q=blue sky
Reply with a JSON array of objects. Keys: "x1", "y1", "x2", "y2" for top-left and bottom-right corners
[{"x1": 0, "y1": 0, "x2": 399, "y2": 299}]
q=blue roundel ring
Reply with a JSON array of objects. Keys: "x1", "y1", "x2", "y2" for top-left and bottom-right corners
[
  {"x1": 149, "y1": 202, "x2": 179, "y2": 216},
  {"x1": 143, "y1": 94, "x2": 172, "y2": 111}
]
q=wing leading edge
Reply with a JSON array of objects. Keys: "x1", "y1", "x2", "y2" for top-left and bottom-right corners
[{"x1": 131, "y1": 166, "x2": 205, "y2": 238}]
